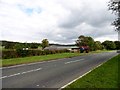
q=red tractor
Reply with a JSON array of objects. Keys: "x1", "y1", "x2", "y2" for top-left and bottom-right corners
[{"x1": 80, "y1": 46, "x2": 89, "y2": 53}]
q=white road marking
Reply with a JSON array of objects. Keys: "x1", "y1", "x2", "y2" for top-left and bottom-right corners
[
  {"x1": 36, "y1": 85, "x2": 39, "y2": 87},
  {"x1": 7, "y1": 73, "x2": 20, "y2": 78},
  {"x1": 59, "y1": 70, "x2": 92, "y2": 90},
  {"x1": 0, "y1": 64, "x2": 26, "y2": 70},
  {"x1": 33, "y1": 68, "x2": 42, "y2": 71},
  {"x1": 21, "y1": 70, "x2": 34, "y2": 74},
  {"x1": 1, "y1": 52, "x2": 117, "y2": 70},
  {"x1": 0, "y1": 76, "x2": 7, "y2": 79},
  {"x1": 1, "y1": 62, "x2": 44, "y2": 70},
  {"x1": 0, "y1": 57, "x2": 69, "y2": 70},
  {"x1": 60, "y1": 54, "x2": 118, "y2": 89},
  {"x1": 65, "y1": 59, "x2": 84, "y2": 64},
  {"x1": 0, "y1": 68, "x2": 42, "y2": 79}
]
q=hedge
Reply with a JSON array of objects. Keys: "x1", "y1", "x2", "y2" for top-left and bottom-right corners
[{"x1": 2, "y1": 49, "x2": 70, "y2": 59}]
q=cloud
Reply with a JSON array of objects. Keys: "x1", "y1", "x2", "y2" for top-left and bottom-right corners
[{"x1": 0, "y1": 0, "x2": 118, "y2": 44}]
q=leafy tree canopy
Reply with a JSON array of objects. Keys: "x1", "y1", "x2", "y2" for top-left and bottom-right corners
[
  {"x1": 108, "y1": 0, "x2": 120, "y2": 32},
  {"x1": 41, "y1": 39, "x2": 49, "y2": 49},
  {"x1": 76, "y1": 35, "x2": 95, "y2": 51},
  {"x1": 102, "y1": 40, "x2": 116, "y2": 50}
]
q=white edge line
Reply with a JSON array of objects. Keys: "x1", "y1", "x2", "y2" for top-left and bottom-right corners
[
  {"x1": 1, "y1": 52, "x2": 117, "y2": 70},
  {"x1": 60, "y1": 70, "x2": 92, "y2": 89},
  {"x1": 1, "y1": 62, "x2": 45, "y2": 69},
  {"x1": 59, "y1": 54, "x2": 118, "y2": 89},
  {"x1": 0, "y1": 57, "x2": 72, "y2": 70},
  {"x1": 0, "y1": 60, "x2": 49, "y2": 69},
  {"x1": 0, "y1": 52, "x2": 97, "y2": 70}
]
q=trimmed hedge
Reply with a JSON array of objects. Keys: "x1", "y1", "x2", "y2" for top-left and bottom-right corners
[{"x1": 2, "y1": 49, "x2": 70, "y2": 59}]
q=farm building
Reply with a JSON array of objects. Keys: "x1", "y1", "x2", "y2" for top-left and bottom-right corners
[{"x1": 44, "y1": 45, "x2": 79, "y2": 52}]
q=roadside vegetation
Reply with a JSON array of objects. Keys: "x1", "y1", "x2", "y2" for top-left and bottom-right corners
[
  {"x1": 1, "y1": 50, "x2": 114, "y2": 67},
  {"x1": 0, "y1": 35, "x2": 119, "y2": 67},
  {"x1": 65, "y1": 54, "x2": 119, "y2": 88},
  {"x1": 1, "y1": 53, "x2": 82, "y2": 67},
  {"x1": 1, "y1": 36, "x2": 119, "y2": 59},
  {"x1": 91, "y1": 49, "x2": 115, "y2": 53}
]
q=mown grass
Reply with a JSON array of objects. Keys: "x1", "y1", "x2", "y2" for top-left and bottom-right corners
[
  {"x1": 65, "y1": 54, "x2": 119, "y2": 89},
  {"x1": 1, "y1": 53, "x2": 84, "y2": 67}
]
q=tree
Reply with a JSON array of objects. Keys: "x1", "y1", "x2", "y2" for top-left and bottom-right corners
[
  {"x1": 15, "y1": 43, "x2": 23, "y2": 50},
  {"x1": 76, "y1": 35, "x2": 88, "y2": 46},
  {"x1": 102, "y1": 40, "x2": 116, "y2": 50},
  {"x1": 4, "y1": 42, "x2": 15, "y2": 49},
  {"x1": 114, "y1": 41, "x2": 120, "y2": 49},
  {"x1": 108, "y1": 0, "x2": 120, "y2": 32},
  {"x1": 41, "y1": 39, "x2": 49, "y2": 49},
  {"x1": 29, "y1": 43, "x2": 39, "y2": 49},
  {"x1": 76, "y1": 35, "x2": 95, "y2": 51},
  {"x1": 95, "y1": 41, "x2": 103, "y2": 50},
  {"x1": 87, "y1": 36, "x2": 95, "y2": 51},
  {"x1": 14, "y1": 43, "x2": 28, "y2": 57}
]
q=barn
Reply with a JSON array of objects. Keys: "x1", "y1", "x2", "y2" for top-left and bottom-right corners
[{"x1": 44, "y1": 45, "x2": 79, "y2": 52}]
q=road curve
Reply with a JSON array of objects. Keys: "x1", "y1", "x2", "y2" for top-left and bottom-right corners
[{"x1": 2, "y1": 52, "x2": 117, "y2": 88}]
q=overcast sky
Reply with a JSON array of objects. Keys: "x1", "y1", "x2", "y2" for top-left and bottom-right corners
[{"x1": 0, "y1": 0, "x2": 118, "y2": 44}]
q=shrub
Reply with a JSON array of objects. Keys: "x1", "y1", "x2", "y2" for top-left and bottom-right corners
[
  {"x1": 2, "y1": 49, "x2": 70, "y2": 59},
  {"x1": 2, "y1": 50, "x2": 17, "y2": 59}
]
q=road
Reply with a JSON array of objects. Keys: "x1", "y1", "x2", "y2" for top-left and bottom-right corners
[{"x1": 1, "y1": 52, "x2": 117, "y2": 88}]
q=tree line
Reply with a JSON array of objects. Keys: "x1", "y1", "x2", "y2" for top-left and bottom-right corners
[
  {"x1": 1, "y1": 35, "x2": 120, "y2": 51},
  {"x1": 76, "y1": 35, "x2": 120, "y2": 51},
  {"x1": 1, "y1": 40, "x2": 40, "y2": 49}
]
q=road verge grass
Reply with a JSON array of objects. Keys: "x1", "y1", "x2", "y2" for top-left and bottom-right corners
[
  {"x1": 1, "y1": 53, "x2": 84, "y2": 67},
  {"x1": 64, "y1": 54, "x2": 119, "y2": 89},
  {"x1": 0, "y1": 50, "x2": 115, "y2": 67}
]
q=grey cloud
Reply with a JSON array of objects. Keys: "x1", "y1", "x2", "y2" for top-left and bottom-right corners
[
  {"x1": 0, "y1": 0, "x2": 118, "y2": 44},
  {"x1": 59, "y1": 8, "x2": 115, "y2": 29},
  {"x1": 35, "y1": 28, "x2": 78, "y2": 44},
  {"x1": 58, "y1": 0, "x2": 115, "y2": 29},
  {"x1": 59, "y1": 10, "x2": 84, "y2": 28},
  {"x1": 57, "y1": 2, "x2": 117, "y2": 43}
]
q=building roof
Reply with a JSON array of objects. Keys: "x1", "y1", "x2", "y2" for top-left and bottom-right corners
[{"x1": 44, "y1": 45, "x2": 79, "y2": 50}]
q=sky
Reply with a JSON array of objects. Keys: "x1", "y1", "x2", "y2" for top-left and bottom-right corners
[{"x1": 0, "y1": 0, "x2": 118, "y2": 44}]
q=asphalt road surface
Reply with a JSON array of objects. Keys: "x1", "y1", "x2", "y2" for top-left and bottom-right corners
[{"x1": 1, "y1": 52, "x2": 117, "y2": 88}]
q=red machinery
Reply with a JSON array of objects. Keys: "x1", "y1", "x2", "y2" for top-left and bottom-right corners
[{"x1": 80, "y1": 46, "x2": 89, "y2": 53}]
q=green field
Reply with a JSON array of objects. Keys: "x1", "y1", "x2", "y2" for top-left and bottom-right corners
[
  {"x1": 65, "y1": 54, "x2": 119, "y2": 88},
  {"x1": 1, "y1": 53, "x2": 84, "y2": 67}
]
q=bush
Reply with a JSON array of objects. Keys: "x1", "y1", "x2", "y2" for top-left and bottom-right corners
[
  {"x1": 16, "y1": 49, "x2": 29, "y2": 57},
  {"x1": 2, "y1": 50, "x2": 18, "y2": 59},
  {"x1": 2, "y1": 49, "x2": 70, "y2": 59}
]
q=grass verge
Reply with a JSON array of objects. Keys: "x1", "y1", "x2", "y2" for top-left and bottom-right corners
[
  {"x1": 65, "y1": 54, "x2": 119, "y2": 89},
  {"x1": 0, "y1": 50, "x2": 115, "y2": 67},
  {"x1": 91, "y1": 50, "x2": 115, "y2": 53},
  {"x1": 1, "y1": 53, "x2": 85, "y2": 67}
]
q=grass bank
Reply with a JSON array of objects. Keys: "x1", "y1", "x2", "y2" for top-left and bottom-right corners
[
  {"x1": 1, "y1": 53, "x2": 84, "y2": 67},
  {"x1": 65, "y1": 54, "x2": 119, "y2": 89}
]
